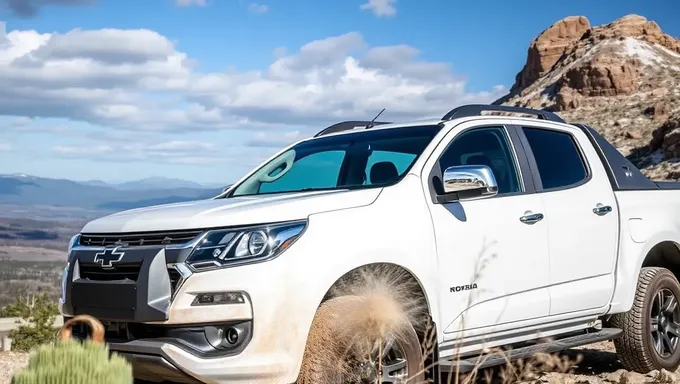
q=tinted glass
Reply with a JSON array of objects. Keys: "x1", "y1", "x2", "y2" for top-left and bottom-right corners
[
  {"x1": 522, "y1": 127, "x2": 588, "y2": 190},
  {"x1": 230, "y1": 125, "x2": 441, "y2": 197},
  {"x1": 259, "y1": 150, "x2": 345, "y2": 194},
  {"x1": 439, "y1": 126, "x2": 521, "y2": 194}
]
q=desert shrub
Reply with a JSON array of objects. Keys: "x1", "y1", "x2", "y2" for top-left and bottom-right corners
[
  {"x1": 12, "y1": 339, "x2": 133, "y2": 384},
  {"x1": 1, "y1": 292, "x2": 60, "y2": 352}
]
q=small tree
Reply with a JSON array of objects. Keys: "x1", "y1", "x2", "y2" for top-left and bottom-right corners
[{"x1": 2, "y1": 292, "x2": 60, "y2": 352}]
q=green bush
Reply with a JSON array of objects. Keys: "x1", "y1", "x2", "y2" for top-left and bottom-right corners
[
  {"x1": 11, "y1": 338, "x2": 133, "y2": 384},
  {"x1": 1, "y1": 292, "x2": 60, "y2": 352}
]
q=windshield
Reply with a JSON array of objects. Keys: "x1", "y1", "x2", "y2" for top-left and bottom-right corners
[{"x1": 228, "y1": 125, "x2": 442, "y2": 197}]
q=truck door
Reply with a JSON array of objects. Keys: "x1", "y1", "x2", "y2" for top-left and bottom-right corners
[
  {"x1": 420, "y1": 121, "x2": 551, "y2": 340},
  {"x1": 517, "y1": 123, "x2": 619, "y2": 315}
]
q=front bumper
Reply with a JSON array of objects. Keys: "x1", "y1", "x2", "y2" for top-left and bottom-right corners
[
  {"x1": 60, "y1": 243, "x2": 316, "y2": 384},
  {"x1": 66, "y1": 321, "x2": 293, "y2": 384}
]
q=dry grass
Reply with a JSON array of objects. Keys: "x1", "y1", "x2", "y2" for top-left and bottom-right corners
[{"x1": 298, "y1": 264, "x2": 429, "y2": 383}]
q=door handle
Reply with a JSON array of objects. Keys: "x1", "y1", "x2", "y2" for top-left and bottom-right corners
[
  {"x1": 593, "y1": 204, "x2": 612, "y2": 216},
  {"x1": 520, "y1": 212, "x2": 544, "y2": 224}
]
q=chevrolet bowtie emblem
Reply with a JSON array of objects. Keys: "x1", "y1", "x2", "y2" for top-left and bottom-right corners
[{"x1": 94, "y1": 247, "x2": 125, "y2": 268}]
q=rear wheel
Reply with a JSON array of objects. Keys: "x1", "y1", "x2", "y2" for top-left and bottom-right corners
[
  {"x1": 296, "y1": 295, "x2": 425, "y2": 384},
  {"x1": 611, "y1": 267, "x2": 680, "y2": 373}
]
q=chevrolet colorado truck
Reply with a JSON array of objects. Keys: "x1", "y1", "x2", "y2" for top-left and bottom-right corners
[{"x1": 59, "y1": 104, "x2": 680, "y2": 384}]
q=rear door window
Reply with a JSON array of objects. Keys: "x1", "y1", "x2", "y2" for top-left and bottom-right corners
[{"x1": 522, "y1": 127, "x2": 588, "y2": 190}]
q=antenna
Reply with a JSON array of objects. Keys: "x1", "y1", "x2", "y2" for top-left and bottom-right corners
[{"x1": 365, "y1": 108, "x2": 386, "y2": 129}]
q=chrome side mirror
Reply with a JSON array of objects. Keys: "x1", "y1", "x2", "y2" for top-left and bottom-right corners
[{"x1": 437, "y1": 165, "x2": 498, "y2": 203}]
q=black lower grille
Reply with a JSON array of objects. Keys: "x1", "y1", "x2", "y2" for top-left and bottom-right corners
[
  {"x1": 69, "y1": 320, "x2": 167, "y2": 342},
  {"x1": 80, "y1": 262, "x2": 142, "y2": 282},
  {"x1": 79, "y1": 230, "x2": 203, "y2": 247}
]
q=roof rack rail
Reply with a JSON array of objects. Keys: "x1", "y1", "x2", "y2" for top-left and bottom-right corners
[
  {"x1": 441, "y1": 104, "x2": 565, "y2": 123},
  {"x1": 314, "y1": 120, "x2": 392, "y2": 137}
]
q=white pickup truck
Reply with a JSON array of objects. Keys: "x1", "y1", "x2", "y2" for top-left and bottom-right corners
[{"x1": 59, "y1": 104, "x2": 680, "y2": 384}]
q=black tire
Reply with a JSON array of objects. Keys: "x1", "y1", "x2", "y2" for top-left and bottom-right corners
[
  {"x1": 296, "y1": 295, "x2": 425, "y2": 384},
  {"x1": 611, "y1": 266, "x2": 680, "y2": 373}
]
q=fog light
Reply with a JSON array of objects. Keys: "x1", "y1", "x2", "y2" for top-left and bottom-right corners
[
  {"x1": 191, "y1": 292, "x2": 245, "y2": 306},
  {"x1": 204, "y1": 323, "x2": 249, "y2": 350},
  {"x1": 225, "y1": 327, "x2": 240, "y2": 345}
]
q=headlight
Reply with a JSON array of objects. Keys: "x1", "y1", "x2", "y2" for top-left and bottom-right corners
[
  {"x1": 67, "y1": 234, "x2": 80, "y2": 254},
  {"x1": 187, "y1": 220, "x2": 307, "y2": 271},
  {"x1": 60, "y1": 262, "x2": 70, "y2": 302},
  {"x1": 61, "y1": 234, "x2": 79, "y2": 303}
]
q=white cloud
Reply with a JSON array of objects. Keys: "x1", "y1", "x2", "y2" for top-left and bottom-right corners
[
  {"x1": 0, "y1": 141, "x2": 10, "y2": 151},
  {"x1": 247, "y1": 3, "x2": 268, "y2": 13},
  {"x1": 246, "y1": 131, "x2": 306, "y2": 148},
  {"x1": 0, "y1": 23, "x2": 506, "y2": 135},
  {"x1": 175, "y1": 0, "x2": 206, "y2": 7},
  {"x1": 360, "y1": 0, "x2": 396, "y2": 17},
  {"x1": 52, "y1": 139, "x2": 256, "y2": 165}
]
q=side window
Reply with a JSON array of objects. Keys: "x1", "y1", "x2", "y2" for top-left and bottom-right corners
[
  {"x1": 438, "y1": 126, "x2": 521, "y2": 194},
  {"x1": 522, "y1": 127, "x2": 588, "y2": 190},
  {"x1": 259, "y1": 150, "x2": 345, "y2": 193}
]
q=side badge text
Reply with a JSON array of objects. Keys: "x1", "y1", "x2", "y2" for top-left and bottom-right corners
[{"x1": 450, "y1": 283, "x2": 478, "y2": 293}]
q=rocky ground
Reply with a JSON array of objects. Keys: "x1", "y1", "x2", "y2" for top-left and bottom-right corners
[
  {"x1": 2, "y1": 342, "x2": 679, "y2": 384},
  {"x1": 530, "y1": 341, "x2": 680, "y2": 384},
  {"x1": 0, "y1": 352, "x2": 28, "y2": 384}
]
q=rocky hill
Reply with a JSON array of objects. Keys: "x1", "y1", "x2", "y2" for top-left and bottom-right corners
[{"x1": 495, "y1": 14, "x2": 680, "y2": 181}]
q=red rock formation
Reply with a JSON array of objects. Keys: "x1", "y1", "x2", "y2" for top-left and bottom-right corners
[
  {"x1": 510, "y1": 16, "x2": 590, "y2": 95},
  {"x1": 561, "y1": 55, "x2": 640, "y2": 97}
]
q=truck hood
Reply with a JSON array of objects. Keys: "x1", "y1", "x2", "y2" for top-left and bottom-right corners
[{"x1": 80, "y1": 188, "x2": 382, "y2": 233}]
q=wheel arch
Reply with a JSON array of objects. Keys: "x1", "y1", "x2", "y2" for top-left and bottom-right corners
[
  {"x1": 319, "y1": 262, "x2": 435, "y2": 332},
  {"x1": 611, "y1": 233, "x2": 680, "y2": 314},
  {"x1": 310, "y1": 261, "x2": 440, "y2": 381},
  {"x1": 641, "y1": 241, "x2": 680, "y2": 279}
]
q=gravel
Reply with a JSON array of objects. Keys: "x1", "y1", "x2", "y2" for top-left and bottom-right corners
[{"x1": 0, "y1": 352, "x2": 29, "y2": 384}]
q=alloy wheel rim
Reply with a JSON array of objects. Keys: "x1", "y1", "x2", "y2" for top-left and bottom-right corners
[
  {"x1": 380, "y1": 344, "x2": 409, "y2": 384},
  {"x1": 358, "y1": 337, "x2": 410, "y2": 384},
  {"x1": 650, "y1": 288, "x2": 680, "y2": 358}
]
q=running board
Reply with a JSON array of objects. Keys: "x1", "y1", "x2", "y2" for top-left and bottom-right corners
[{"x1": 439, "y1": 327, "x2": 622, "y2": 373}]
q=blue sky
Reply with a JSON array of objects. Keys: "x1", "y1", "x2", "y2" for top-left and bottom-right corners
[{"x1": 0, "y1": 0, "x2": 678, "y2": 185}]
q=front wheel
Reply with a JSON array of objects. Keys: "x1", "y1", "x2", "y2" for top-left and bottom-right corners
[
  {"x1": 296, "y1": 295, "x2": 425, "y2": 384},
  {"x1": 611, "y1": 267, "x2": 680, "y2": 373}
]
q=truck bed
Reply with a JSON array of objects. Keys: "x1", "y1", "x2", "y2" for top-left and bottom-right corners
[
  {"x1": 576, "y1": 124, "x2": 679, "y2": 192},
  {"x1": 654, "y1": 181, "x2": 680, "y2": 190}
]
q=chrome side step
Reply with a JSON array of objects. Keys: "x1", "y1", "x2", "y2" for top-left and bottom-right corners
[{"x1": 439, "y1": 327, "x2": 622, "y2": 373}]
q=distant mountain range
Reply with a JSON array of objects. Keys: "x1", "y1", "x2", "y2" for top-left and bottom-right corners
[
  {"x1": 0, "y1": 174, "x2": 225, "y2": 212},
  {"x1": 78, "y1": 176, "x2": 223, "y2": 191}
]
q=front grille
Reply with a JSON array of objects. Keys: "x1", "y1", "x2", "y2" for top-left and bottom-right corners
[
  {"x1": 79, "y1": 262, "x2": 143, "y2": 282},
  {"x1": 79, "y1": 230, "x2": 203, "y2": 247}
]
